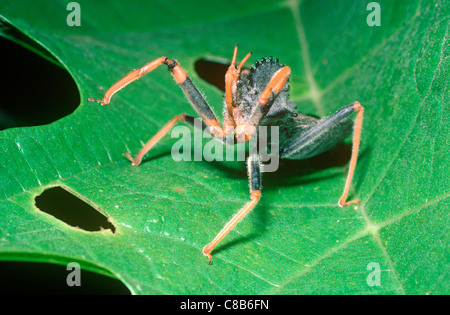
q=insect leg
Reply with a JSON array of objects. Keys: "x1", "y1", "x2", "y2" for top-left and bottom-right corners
[
  {"x1": 88, "y1": 57, "x2": 239, "y2": 164},
  {"x1": 123, "y1": 114, "x2": 187, "y2": 166},
  {"x1": 183, "y1": 116, "x2": 237, "y2": 145},
  {"x1": 247, "y1": 66, "x2": 291, "y2": 126},
  {"x1": 259, "y1": 66, "x2": 291, "y2": 106},
  {"x1": 202, "y1": 151, "x2": 261, "y2": 263},
  {"x1": 88, "y1": 57, "x2": 167, "y2": 106},
  {"x1": 338, "y1": 102, "x2": 364, "y2": 207},
  {"x1": 225, "y1": 44, "x2": 252, "y2": 123},
  {"x1": 282, "y1": 102, "x2": 364, "y2": 207},
  {"x1": 88, "y1": 56, "x2": 232, "y2": 136},
  {"x1": 124, "y1": 115, "x2": 236, "y2": 166}
]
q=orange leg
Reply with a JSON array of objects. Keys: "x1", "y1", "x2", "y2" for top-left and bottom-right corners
[
  {"x1": 246, "y1": 65, "x2": 291, "y2": 127},
  {"x1": 88, "y1": 56, "x2": 188, "y2": 105},
  {"x1": 224, "y1": 44, "x2": 252, "y2": 123},
  {"x1": 203, "y1": 151, "x2": 262, "y2": 263},
  {"x1": 88, "y1": 56, "x2": 218, "y2": 129},
  {"x1": 203, "y1": 190, "x2": 261, "y2": 263},
  {"x1": 88, "y1": 57, "x2": 167, "y2": 106},
  {"x1": 123, "y1": 114, "x2": 186, "y2": 166},
  {"x1": 259, "y1": 66, "x2": 291, "y2": 106},
  {"x1": 88, "y1": 56, "x2": 238, "y2": 165},
  {"x1": 338, "y1": 102, "x2": 364, "y2": 207}
]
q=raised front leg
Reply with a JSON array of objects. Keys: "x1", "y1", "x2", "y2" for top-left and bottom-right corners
[
  {"x1": 88, "y1": 56, "x2": 239, "y2": 165},
  {"x1": 88, "y1": 56, "x2": 233, "y2": 137}
]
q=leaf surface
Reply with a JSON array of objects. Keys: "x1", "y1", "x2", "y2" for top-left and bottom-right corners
[{"x1": 0, "y1": 0, "x2": 448, "y2": 294}]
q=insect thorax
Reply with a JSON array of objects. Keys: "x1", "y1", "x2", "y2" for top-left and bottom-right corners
[{"x1": 229, "y1": 57, "x2": 297, "y2": 123}]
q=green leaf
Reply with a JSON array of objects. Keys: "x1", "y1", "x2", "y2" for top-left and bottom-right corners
[{"x1": 0, "y1": 0, "x2": 448, "y2": 294}]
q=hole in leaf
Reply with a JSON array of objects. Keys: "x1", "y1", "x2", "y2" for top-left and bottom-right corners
[
  {"x1": 194, "y1": 58, "x2": 229, "y2": 92},
  {"x1": 35, "y1": 187, "x2": 115, "y2": 233},
  {"x1": 0, "y1": 22, "x2": 79, "y2": 130},
  {"x1": 0, "y1": 260, "x2": 130, "y2": 295}
]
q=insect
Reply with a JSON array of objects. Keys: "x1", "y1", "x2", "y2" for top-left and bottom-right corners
[{"x1": 88, "y1": 45, "x2": 364, "y2": 263}]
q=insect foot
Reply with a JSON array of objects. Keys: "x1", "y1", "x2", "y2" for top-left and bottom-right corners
[{"x1": 338, "y1": 198, "x2": 361, "y2": 208}]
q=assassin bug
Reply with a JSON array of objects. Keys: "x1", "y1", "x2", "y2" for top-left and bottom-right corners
[{"x1": 88, "y1": 45, "x2": 364, "y2": 263}]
